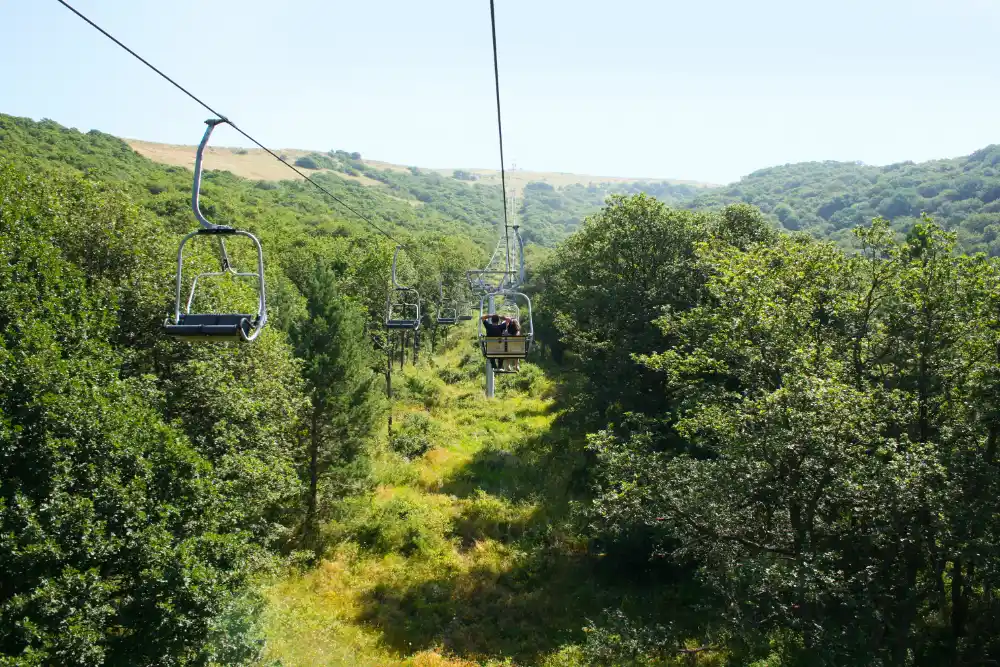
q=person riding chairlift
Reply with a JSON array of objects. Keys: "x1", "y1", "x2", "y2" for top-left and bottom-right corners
[
  {"x1": 481, "y1": 313, "x2": 510, "y2": 370},
  {"x1": 504, "y1": 318, "x2": 521, "y2": 372}
]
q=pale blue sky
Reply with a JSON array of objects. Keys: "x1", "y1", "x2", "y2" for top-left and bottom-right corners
[{"x1": 2, "y1": 0, "x2": 999, "y2": 184}]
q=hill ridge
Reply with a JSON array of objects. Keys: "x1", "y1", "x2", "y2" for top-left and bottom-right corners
[{"x1": 125, "y1": 138, "x2": 716, "y2": 191}]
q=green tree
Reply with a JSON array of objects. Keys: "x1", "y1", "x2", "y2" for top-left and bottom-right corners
[
  {"x1": 541, "y1": 193, "x2": 713, "y2": 419},
  {"x1": 291, "y1": 262, "x2": 386, "y2": 551},
  {"x1": 0, "y1": 163, "x2": 268, "y2": 665},
  {"x1": 591, "y1": 218, "x2": 1000, "y2": 664}
]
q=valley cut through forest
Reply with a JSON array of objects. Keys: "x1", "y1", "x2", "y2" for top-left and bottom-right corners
[{"x1": 6, "y1": 113, "x2": 1000, "y2": 667}]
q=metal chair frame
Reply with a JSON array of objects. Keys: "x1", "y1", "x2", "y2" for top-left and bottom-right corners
[
  {"x1": 164, "y1": 119, "x2": 267, "y2": 342},
  {"x1": 385, "y1": 246, "x2": 421, "y2": 330}
]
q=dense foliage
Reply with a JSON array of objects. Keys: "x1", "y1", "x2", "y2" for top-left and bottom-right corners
[
  {"x1": 688, "y1": 148, "x2": 1000, "y2": 254},
  {"x1": 0, "y1": 115, "x2": 492, "y2": 664},
  {"x1": 14, "y1": 107, "x2": 1000, "y2": 665},
  {"x1": 539, "y1": 192, "x2": 1000, "y2": 664}
]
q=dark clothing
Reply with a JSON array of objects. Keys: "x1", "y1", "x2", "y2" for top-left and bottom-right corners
[
  {"x1": 483, "y1": 318, "x2": 507, "y2": 369},
  {"x1": 483, "y1": 319, "x2": 507, "y2": 337}
]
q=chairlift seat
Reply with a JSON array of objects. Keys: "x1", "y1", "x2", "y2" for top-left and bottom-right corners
[
  {"x1": 386, "y1": 318, "x2": 420, "y2": 330},
  {"x1": 458, "y1": 315, "x2": 473, "y2": 321},
  {"x1": 481, "y1": 335, "x2": 530, "y2": 359},
  {"x1": 164, "y1": 313, "x2": 255, "y2": 341},
  {"x1": 437, "y1": 317, "x2": 458, "y2": 325}
]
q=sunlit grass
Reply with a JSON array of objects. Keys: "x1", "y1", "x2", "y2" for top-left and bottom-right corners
[{"x1": 262, "y1": 326, "x2": 610, "y2": 666}]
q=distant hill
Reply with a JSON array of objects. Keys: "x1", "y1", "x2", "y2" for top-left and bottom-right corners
[
  {"x1": 686, "y1": 149, "x2": 1000, "y2": 254},
  {"x1": 10, "y1": 114, "x2": 1000, "y2": 253},
  {"x1": 126, "y1": 139, "x2": 712, "y2": 194},
  {"x1": 129, "y1": 137, "x2": 1000, "y2": 255},
  {"x1": 126, "y1": 138, "x2": 712, "y2": 246}
]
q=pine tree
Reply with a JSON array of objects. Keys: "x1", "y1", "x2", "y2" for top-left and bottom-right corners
[{"x1": 291, "y1": 261, "x2": 386, "y2": 551}]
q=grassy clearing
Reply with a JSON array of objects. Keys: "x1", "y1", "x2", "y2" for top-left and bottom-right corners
[{"x1": 261, "y1": 325, "x2": 706, "y2": 666}]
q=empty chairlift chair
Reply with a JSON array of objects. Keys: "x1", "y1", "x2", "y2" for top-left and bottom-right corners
[
  {"x1": 163, "y1": 118, "x2": 267, "y2": 342},
  {"x1": 436, "y1": 279, "x2": 459, "y2": 326},
  {"x1": 385, "y1": 246, "x2": 421, "y2": 331},
  {"x1": 436, "y1": 306, "x2": 458, "y2": 326}
]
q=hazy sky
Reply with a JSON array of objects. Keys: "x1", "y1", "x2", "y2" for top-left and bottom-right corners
[{"x1": 3, "y1": 0, "x2": 1000, "y2": 184}]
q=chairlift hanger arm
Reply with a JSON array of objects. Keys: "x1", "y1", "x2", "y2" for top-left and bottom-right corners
[
  {"x1": 391, "y1": 245, "x2": 410, "y2": 290},
  {"x1": 192, "y1": 118, "x2": 236, "y2": 271},
  {"x1": 193, "y1": 118, "x2": 231, "y2": 230},
  {"x1": 513, "y1": 225, "x2": 526, "y2": 286}
]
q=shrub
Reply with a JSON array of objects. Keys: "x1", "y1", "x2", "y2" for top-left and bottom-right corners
[
  {"x1": 511, "y1": 363, "x2": 543, "y2": 394},
  {"x1": 436, "y1": 367, "x2": 465, "y2": 384},
  {"x1": 389, "y1": 412, "x2": 435, "y2": 459},
  {"x1": 390, "y1": 432, "x2": 431, "y2": 460},
  {"x1": 347, "y1": 495, "x2": 452, "y2": 557},
  {"x1": 403, "y1": 374, "x2": 446, "y2": 409},
  {"x1": 294, "y1": 156, "x2": 320, "y2": 170}
]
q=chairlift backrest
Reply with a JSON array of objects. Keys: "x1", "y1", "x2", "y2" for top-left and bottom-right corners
[
  {"x1": 385, "y1": 245, "x2": 420, "y2": 330},
  {"x1": 437, "y1": 277, "x2": 464, "y2": 325}
]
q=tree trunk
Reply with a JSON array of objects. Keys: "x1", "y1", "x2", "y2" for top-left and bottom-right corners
[
  {"x1": 952, "y1": 558, "x2": 966, "y2": 658},
  {"x1": 305, "y1": 405, "x2": 320, "y2": 549},
  {"x1": 386, "y1": 347, "x2": 393, "y2": 437}
]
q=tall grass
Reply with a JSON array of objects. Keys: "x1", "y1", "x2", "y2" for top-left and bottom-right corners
[{"x1": 262, "y1": 325, "x2": 710, "y2": 666}]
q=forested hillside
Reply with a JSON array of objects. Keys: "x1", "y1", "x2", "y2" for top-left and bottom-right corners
[
  {"x1": 234, "y1": 147, "x2": 704, "y2": 247},
  {"x1": 127, "y1": 121, "x2": 1000, "y2": 254},
  {"x1": 0, "y1": 113, "x2": 489, "y2": 664},
  {"x1": 0, "y1": 114, "x2": 504, "y2": 248},
  {"x1": 7, "y1": 108, "x2": 1000, "y2": 667},
  {"x1": 127, "y1": 137, "x2": 709, "y2": 248},
  {"x1": 686, "y1": 147, "x2": 1000, "y2": 253}
]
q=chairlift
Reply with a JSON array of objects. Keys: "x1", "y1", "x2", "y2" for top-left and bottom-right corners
[
  {"x1": 478, "y1": 290, "x2": 533, "y2": 365},
  {"x1": 385, "y1": 246, "x2": 421, "y2": 330},
  {"x1": 436, "y1": 308, "x2": 458, "y2": 326},
  {"x1": 436, "y1": 278, "x2": 460, "y2": 326},
  {"x1": 469, "y1": 226, "x2": 533, "y2": 366},
  {"x1": 163, "y1": 118, "x2": 267, "y2": 342}
]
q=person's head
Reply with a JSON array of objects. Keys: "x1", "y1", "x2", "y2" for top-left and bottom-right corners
[
  {"x1": 491, "y1": 314, "x2": 500, "y2": 324},
  {"x1": 508, "y1": 319, "x2": 520, "y2": 334}
]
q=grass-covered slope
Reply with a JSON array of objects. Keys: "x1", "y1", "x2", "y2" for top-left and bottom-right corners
[
  {"x1": 0, "y1": 114, "x2": 499, "y2": 247},
  {"x1": 262, "y1": 329, "x2": 704, "y2": 667}
]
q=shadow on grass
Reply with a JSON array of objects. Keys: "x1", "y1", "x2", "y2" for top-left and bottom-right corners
[
  {"x1": 360, "y1": 422, "x2": 708, "y2": 663},
  {"x1": 358, "y1": 356, "x2": 713, "y2": 664},
  {"x1": 357, "y1": 542, "x2": 704, "y2": 665},
  {"x1": 438, "y1": 417, "x2": 585, "y2": 505}
]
